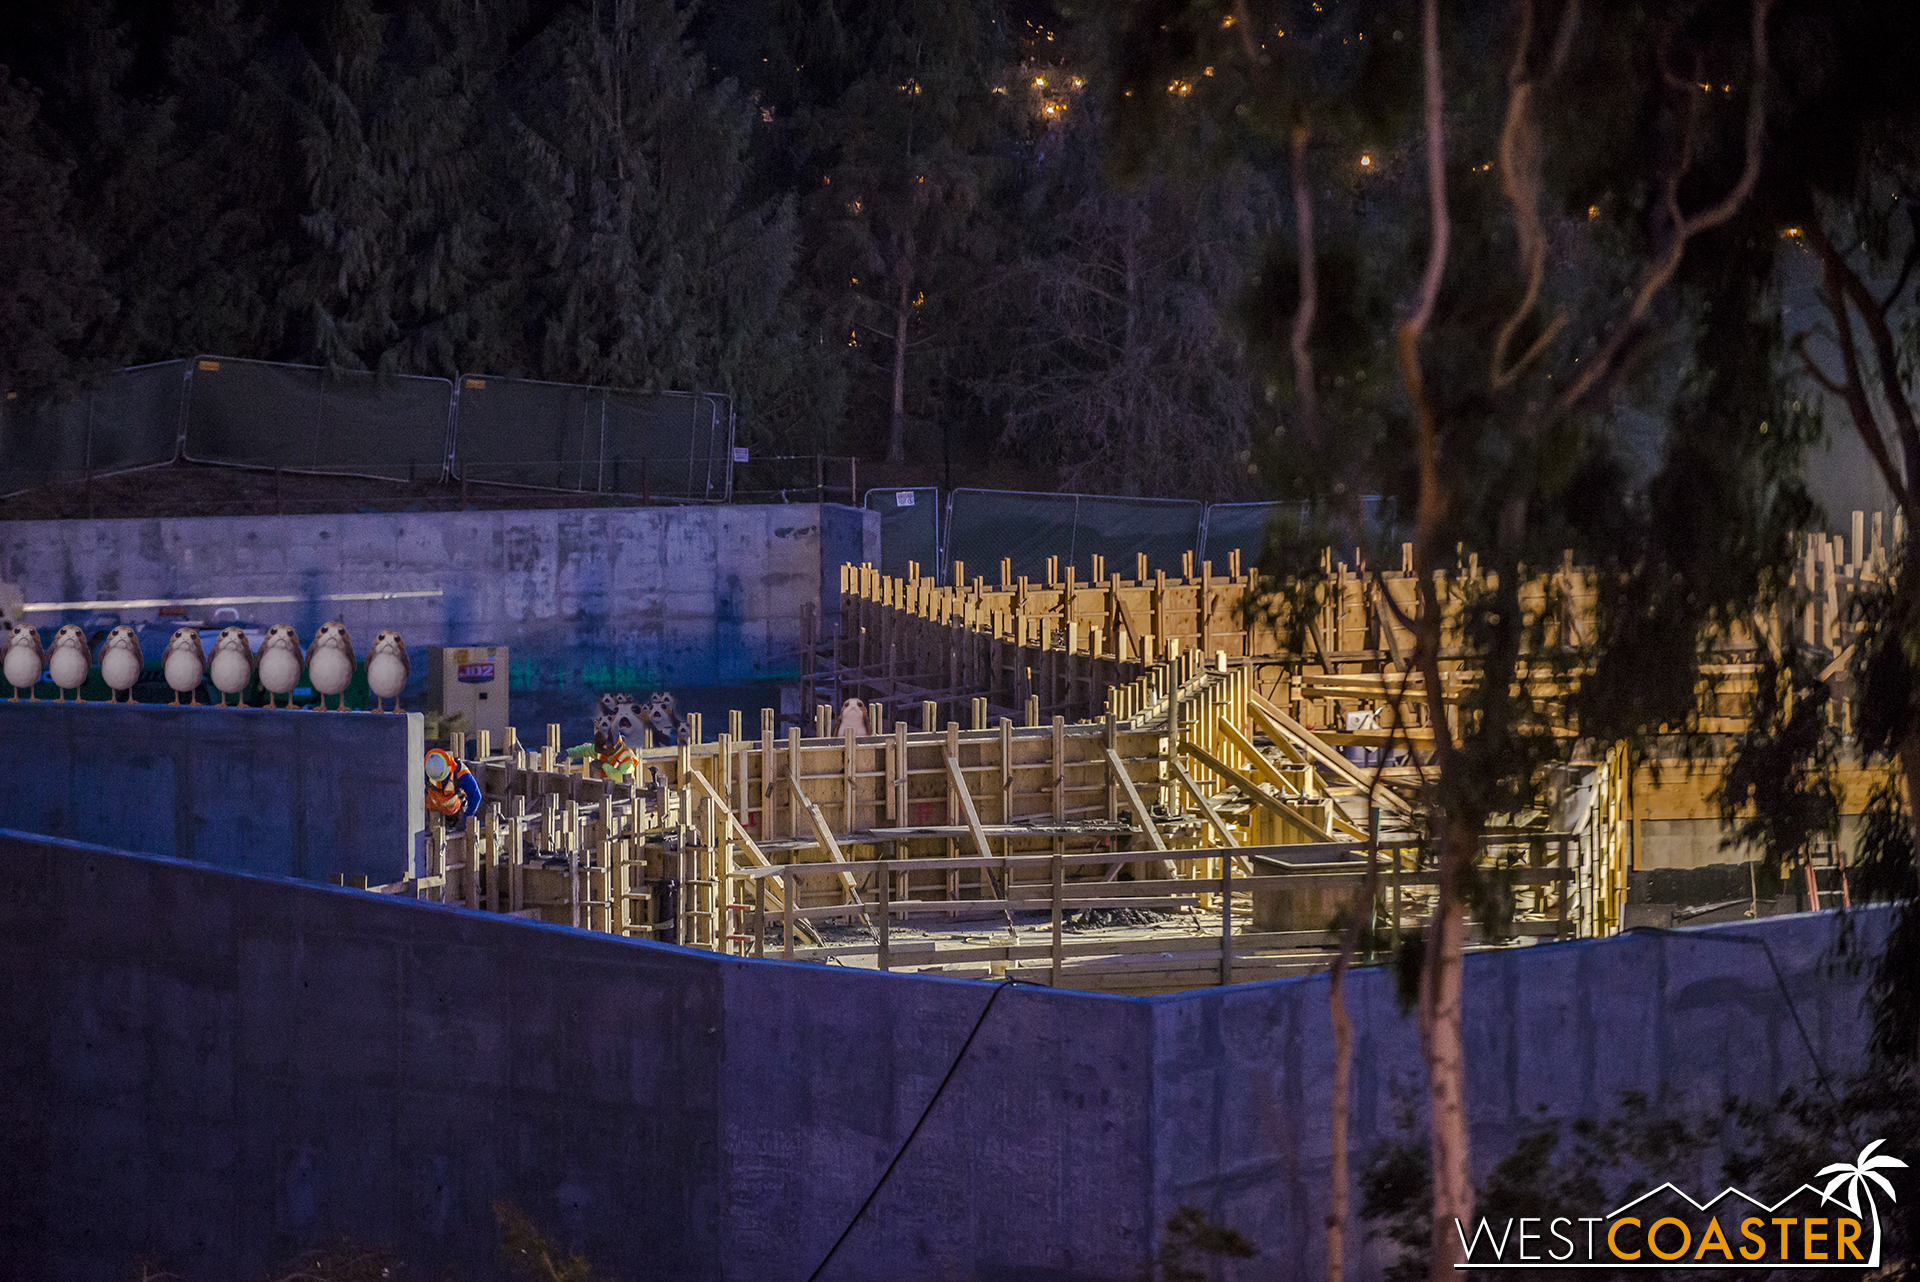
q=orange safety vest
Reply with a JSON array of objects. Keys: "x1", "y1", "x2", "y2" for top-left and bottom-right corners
[
  {"x1": 425, "y1": 749, "x2": 475, "y2": 817},
  {"x1": 596, "y1": 736, "x2": 640, "y2": 780}
]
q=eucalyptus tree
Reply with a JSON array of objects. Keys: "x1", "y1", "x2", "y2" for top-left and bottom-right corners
[{"x1": 1097, "y1": 0, "x2": 1831, "y2": 1275}]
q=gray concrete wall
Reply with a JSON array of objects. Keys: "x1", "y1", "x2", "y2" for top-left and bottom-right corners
[
  {"x1": 0, "y1": 829, "x2": 1884, "y2": 1282},
  {"x1": 1152, "y1": 910, "x2": 1886, "y2": 1281},
  {"x1": 0, "y1": 503, "x2": 879, "y2": 696},
  {"x1": 0, "y1": 831, "x2": 1152, "y2": 1282},
  {"x1": 0, "y1": 703, "x2": 422, "y2": 882}
]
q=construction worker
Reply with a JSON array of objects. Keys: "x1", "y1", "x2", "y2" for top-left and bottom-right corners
[
  {"x1": 425, "y1": 747, "x2": 483, "y2": 824},
  {"x1": 566, "y1": 727, "x2": 640, "y2": 781}
]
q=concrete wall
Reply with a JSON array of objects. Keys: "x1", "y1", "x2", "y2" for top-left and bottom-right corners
[
  {"x1": 0, "y1": 831, "x2": 1152, "y2": 1282},
  {"x1": 1152, "y1": 911, "x2": 1884, "y2": 1281},
  {"x1": 0, "y1": 703, "x2": 422, "y2": 883},
  {"x1": 0, "y1": 830, "x2": 1884, "y2": 1282},
  {"x1": 0, "y1": 503, "x2": 878, "y2": 696}
]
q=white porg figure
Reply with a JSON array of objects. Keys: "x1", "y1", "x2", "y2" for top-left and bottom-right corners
[
  {"x1": 641, "y1": 691, "x2": 688, "y2": 745},
  {"x1": 4, "y1": 625, "x2": 44, "y2": 700},
  {"x1": 256, "y1": 624, "x2": 304, "y2": 709},
  {"x1": 835, "y1": 696, "x2": 868, "y2": 738},
  {"x1": 305, "y1": 621, "x2": 355, "y2": 710},
  {"x1": 47, "y1": 624, "x2": 91, "y2": 701},
  {"x1": 162, "y1": 627, "x2": 206, "y2": 706},
  {"x1": 365, "y1": 629, "x2": 409, "y2": 712},
  {"x1": 597, "y1": 692, "x2": 646, "y2": 740},
  {"x1": 96, "y1": 626, "x2": 143, "y2": 703},
  {"x1": 208, "y1": 626, "x2": 255, "y2": 708}
]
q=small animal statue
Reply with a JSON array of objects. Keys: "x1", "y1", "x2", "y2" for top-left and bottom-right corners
[
  {"x1": 305, "y1": 621, "x2": 355, "y2": 710},
  {"x1": 4, "y1": 624, "x2": 44, "y2": 700},
  {"x1": 96, "y1": 626, "x2": 143, "y2": 703},
  {"x1": 208, "y1": 626, "x2": 255, "y2": 708},
  {"x1": 641, "y1": 690, "x2": 688, "y2": 745},
  {"x1": 596, "y1": 692, "x2": 648, "y2": 740},
  {"x1": 834, "y1": 696, "x2": 868, "y2": 738},
  {"x1": 47, "y1": 624, "x2": 91, "y2": 701},
  {"x1": 162, "y1": 627, "x2": 206, "y2": 706},
  {"x1": 256, "y1": 624, "x2": 304, "y2": 708},
  {"x1": 365, "y1": 629, "x2": 409, "y2": 712}
]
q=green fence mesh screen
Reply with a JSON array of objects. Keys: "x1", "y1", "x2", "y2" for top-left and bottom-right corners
[
  {"x1": 943, "y1": 489, "x2": 1204, "y2": 583},
  {"x1": 0, "y1": 361, "x2": 188, "y2": 498},
  {"x1": 452, "y1": 375, "x2": 732, "y2": 500},
  {"x1": 181, "y1": 357, "x2": 452, "y2": 482},
  {"x1": 864, "y1": 487, "x2": 940, "y2": 579}
]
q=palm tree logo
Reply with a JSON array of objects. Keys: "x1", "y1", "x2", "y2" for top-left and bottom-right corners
[{"x1": 1818, "y1": 1139, "x2": 1908, "y2": 1266}]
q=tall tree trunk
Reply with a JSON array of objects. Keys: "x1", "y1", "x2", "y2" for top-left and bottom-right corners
[
  {"x1": 887, "y1": 274, "x2": 910, "y2": 463},
  {"x1": 1419, "y1": 815, "x2": 1475, "y2": 1277}
]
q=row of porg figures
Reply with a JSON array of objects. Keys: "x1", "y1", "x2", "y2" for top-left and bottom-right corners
[{"x1": 3, "y1": 621, "x2": 411, "y2": 710}]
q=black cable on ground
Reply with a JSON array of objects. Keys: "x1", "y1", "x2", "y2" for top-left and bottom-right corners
[
  {"x1": 1624, "y1": 925, "x2": 1851, "y2": 1129},
  {"x1": 804, "y1": 978, "x2": 1020, "y2": 1282}
]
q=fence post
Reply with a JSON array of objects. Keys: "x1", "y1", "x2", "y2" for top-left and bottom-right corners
[
  {"x1": 782, "y1": 866, "x2": 795, "y2": 960},
  {"x1": 1219, "y1": 846, "x2": 1233, "y2": 986},
  {"x1": 877, "y1": 859, "x2": 891, "y2": 971},
  {"x1": 1050, "y1": 853, "x2": 1064, "y2": 987}
]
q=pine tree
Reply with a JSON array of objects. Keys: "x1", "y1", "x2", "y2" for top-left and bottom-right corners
[
  {"x1": 283, "y1": 0, "x2": 511, "y2": 375},
  {"x1": 795, "y1": 0, "x2": 1015, "y2": 464},
  {"x1": 0, "y1": 68, "x2": 109, "y2": 395}
]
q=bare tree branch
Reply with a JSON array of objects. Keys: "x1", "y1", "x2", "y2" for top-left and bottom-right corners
[
  {"x1": 1803, "y1": 244, "x2": 1915, "y2": 516},
  {"x1": 1490, "y1": 0, "x2": 1571, "y2": 390},
  {"x1": 1558, "y1": 0, "x2": 1774, "y2": 411},
  {"x1": 1291, "y1": 123, "x2": 1321, "y2": 444},
  {"x1": 1812, "y1": 217, "x2": 1920, "y2": 497}
]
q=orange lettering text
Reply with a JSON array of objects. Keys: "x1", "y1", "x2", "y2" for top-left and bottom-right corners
[
  {"x1": 1609, "y1": 1218, "x2": 1642, "y2": 1261},
  {"x1": 1694, "y1": 1217, "x2": 1734, "y2": 1261},
  {"x1": 1738, "y1": 1218, "x2": 1767, "y2": 1261},
  {"x1": 1771, "y1": 1218, "x2": 1798, "y2": 1258},
  {"x1": 1804, "y1": 1218, "x2": 1828, "y2": 1260},
  {"x1": 1838, "y1": 1218, "x2": 1863, "y2": 1260},
  {"x1": 1648, "y1": 1218, "x2": 1692, "y2": 1262}
]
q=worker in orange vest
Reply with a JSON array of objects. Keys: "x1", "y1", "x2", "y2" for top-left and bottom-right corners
[
  {"x1": 566, "y1": 728, "x2": 640, "y2": 781},
  {"x1": 425, "y1": 747, "x2": 483, "y2": 824}
]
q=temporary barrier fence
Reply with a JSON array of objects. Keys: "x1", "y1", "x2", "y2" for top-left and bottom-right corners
[
  {"x1": 0, "y1": 361, "x2": 190, "y2": 498},
  {"x1": 2, "y1": 357, "x2": 736, "y2": 502},
  {"x1": 182, "y1": 357, "x2": 454, "y2": 484}
]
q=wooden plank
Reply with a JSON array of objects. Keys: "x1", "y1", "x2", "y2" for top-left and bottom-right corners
[
  {"x1": 688, "y1": 770, "x2": 822, "y2": 947},
  {"x1": 1169, "y1": 757, "x2": 1241, "y2": 850},
  {"x1": 1179, "y1": 737, "x2": 1333, "y2": 843},
  {"x1": 788, "y1": 779, "x2": 869, "y2": 922}
]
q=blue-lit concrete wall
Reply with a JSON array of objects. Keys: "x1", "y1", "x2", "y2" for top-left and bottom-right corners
[
  {"x1": 0, "y1": 829, "x2": 1884, "y2": 1282},
  {"x1": 0, "y1": 503, "x2": 877, "y2": 696},
  {"x1": 0, "y1": 703, "x2": 423, "y2": 882}
]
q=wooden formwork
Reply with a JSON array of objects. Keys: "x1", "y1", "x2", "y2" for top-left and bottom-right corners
[
  {"x1": 817, "y1": 512, "x2": 1902, "y2": 734},
  {"x1": 377, "y1": 645, "x2": 1605, "y2": 992}
]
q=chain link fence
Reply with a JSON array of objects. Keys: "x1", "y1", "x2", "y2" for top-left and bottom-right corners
[
  {"x1": 0, "y1": 360, "x2": 190, "y2": 498},
  {"x1": 450, "y1": 375, "x2": 733, "y2": 500},
  {"x1": 182, "y1": 357, "x2": 453, "y2": 483},
  {"x1": 864, "y1": 487, "x2": 939, "y2": 578},
  {"x1": 2, "y1": 356, "x2": 735, "y2": 501}
]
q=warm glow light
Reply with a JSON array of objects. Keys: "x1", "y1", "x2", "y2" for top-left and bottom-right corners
[
  {"x1": 1033, "y1": 77, "x2": 1046, "y2": 87},
  {"x1": 1221, "y1": 12, "x2": 1235, "y2": 27},
  {"x1": 1587, "y1": 205, "x2": 1599, "y2": 218},
  {"x1": 1359, "y1": 154, "x2": 1372, "y2": 167},
  {"x1": 1783, "y1": 226, "x2": 1804, "y2": 237}
]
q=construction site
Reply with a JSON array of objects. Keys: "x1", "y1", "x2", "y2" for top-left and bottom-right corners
[{"x1": 0, "y1": 499, "x2": 1895, "y2": 1281}]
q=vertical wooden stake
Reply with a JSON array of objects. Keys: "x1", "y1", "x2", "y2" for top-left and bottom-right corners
[
  {"x1": 877, "y1": 860, "x2": 891, "y2": 971},
  {"x1": 1050, "y1": 853, "x2": 1064, "y2": 987},
  {"x1": 782, "y1": 866, "x2": 795, "y2": 960}
]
